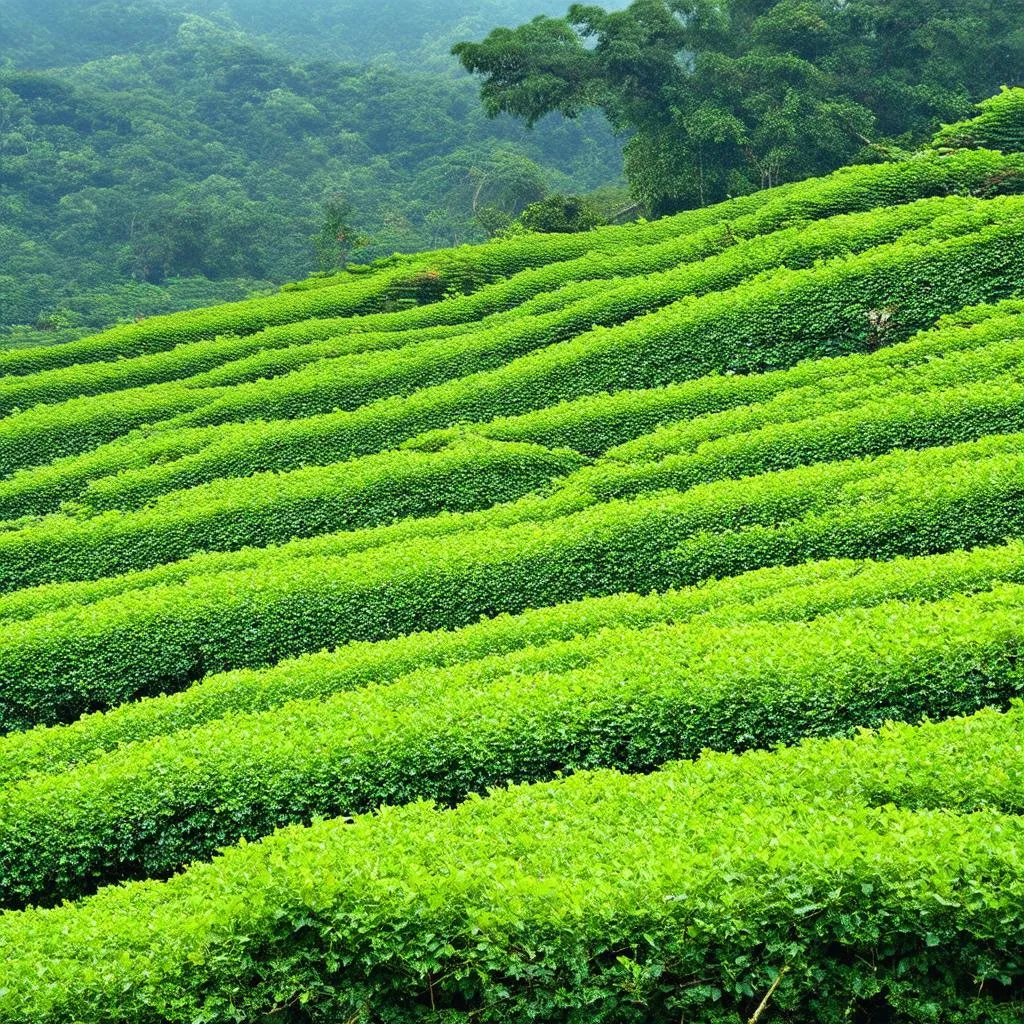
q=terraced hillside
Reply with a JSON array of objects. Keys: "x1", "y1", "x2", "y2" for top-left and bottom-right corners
[{"x1": 1, "y1": 115, "x2": 1024, "y2": 1022}]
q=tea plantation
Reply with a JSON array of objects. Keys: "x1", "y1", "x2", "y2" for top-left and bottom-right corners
[{"x1": 1, "y1": 93, "x2": 1024, "y2": 1023}]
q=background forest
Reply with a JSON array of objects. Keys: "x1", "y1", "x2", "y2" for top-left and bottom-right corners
[{"x1": 0, "y1": 0, "x2": 627, "y2": 344}]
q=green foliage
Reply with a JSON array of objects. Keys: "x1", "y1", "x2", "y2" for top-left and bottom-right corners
[
  {"x1": 4, "y1": 580, "x2": 1024, "y2": 909},
  {"x1": 2, "y1": 539, "x2": 1020, "y2": 789},
  {"x1": 0, "y1": 433, "x2": 1019, "y2": 732},
  {"x1": 932, "y1": 87, "x2": 1024, "y2": 155},
  {"x1": 1, "y1": 136, "x2": 1024, "y2": 1020},
  {"x1": 311, "y1": 194, "x2": 369, "y2": 271},
  {"x1": 516, "y1": 192, "x2": 606, "y2": 233},
  {"x1": 29, "y1": 208, "x2": 1024, "y2": 512},
  {"x1": 0, "y1": 439, "x2": 583, "y2": 591},
  {"x1": 4, "y1": 699, "x2": 1024, "y2": 1020},
  {"x1": 0, "y1": 300, "x2": 1019, "y2": 626},
  {"x1": 456, "y1": 2, "x2": 1024, "y2": 212}
]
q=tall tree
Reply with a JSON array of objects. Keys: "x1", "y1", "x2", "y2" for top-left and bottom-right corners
[{"x1": 455, "y1": 0, "x2": 1024, "y2": 213}]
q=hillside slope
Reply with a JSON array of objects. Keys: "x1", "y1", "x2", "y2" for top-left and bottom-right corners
[{"x1": 0, "y1": 109, "x2": 1023, "y2": 1022}]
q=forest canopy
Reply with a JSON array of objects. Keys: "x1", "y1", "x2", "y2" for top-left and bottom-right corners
[
  {"x1": 455, "y1": 0, "x2": 1024, "y2": 212},
  {"x1": 0, "y1": 1, "x2": 625, "y2": 342}
]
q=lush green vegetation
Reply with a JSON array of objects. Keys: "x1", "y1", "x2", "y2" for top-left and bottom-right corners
[
  {"x1": 7, "y1": 0, "x2": 1024, "y2": 355},
  {"x1": 0, "y1": 0, "x2": 625, "y2": 342},
  {"x1": 456, "y1": 0, "x2": 1024, "y2": 211},
  {"x1": 7, "y1": 701, "x2": 1024, "y2": 1022},
  {"x1": 0, "y1": 103, "x2": 1023, "y2": 1021}
]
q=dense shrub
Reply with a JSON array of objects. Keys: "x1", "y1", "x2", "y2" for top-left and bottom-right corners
[
  {"x1": 3, "y1": 535, "x2": 1022, "y2": 786},
  {"x1": 932, "y1": 87, "x2": 1024, "y2": 154},
  {"x1": 3, "y1": 583, "x2": 1023, "y2": 908},
  {"x1": 0, "y1": 439, "x2": 584, "y2": 591},
  {"x1": 0, "y1": 434, "x2": 1018, "y2": 731},
  {"x1": 2, "y1": 539, "x2": 1020, "y2": 787},
  {"x1": 42, "y1": 215, "x2": 1024, "y2": 512},
  {"x1": 2, "y1": 702, "x2": 1024, "y2": 1020},
  {"x1": 408, "y1": 304, "x2": 1024, "y2": 456},
  {"x1": 158, "y1": 195, "x2": 1019, "y2": 432}
]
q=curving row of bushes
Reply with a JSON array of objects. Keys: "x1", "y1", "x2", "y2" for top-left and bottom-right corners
[
  {"x1": 3, "y1": 582, "x2": 1024, "y2": 909},
  {"x1": 0, "y1": 267, "x2": 423, "y2": 379},
  {"x1": 46, "y1": 216, "x2": 1024, "y2": 513},
  {"x1": 1, "y1": 149, "x2": 1018, "y2": 384},
  {"x1": 0, "y1": 315, "x2": 492, "y2": 421},
  {"x1": 0, "y1": 439, "x2": 584, "y2": 593},
  {"x1": 3, "y1": 349, "x2": 1020, "y2": 593},
  {"x1": 0, "y1": 424, "x2": 227, "y2": 522},
  {"x1": 0, "y1": 536, "x2": 1019, "y2": 789},
  {"x1": 0, "y1": 382, "x2": 230, "y2": 477},
  {"x1": 2, "y1": 296, "x2": 1017, "y2": 523},
  {"x1": 378, "y1": 145, "x2": 1024, "y2": 317},
  {"x1": 1, "y1": 192, "x2": 1001, "y2": 481},
  {"x1": 1, "y1": 698, "x2": 1023, "y2": 1021},
  {"x1": 157, "y1": 194, "x2": 1014, "y2": 432},
  {"x1": 406, "y1": 303, "x2": 1024, "y2": 457},
  {"x1": 0, "y1": 433, "x2": 1018, "y2": 732},
  {"x1": 1, "y1": 345, "x2": 1019, "y2": 629},
  {"x1": 932, "y1": 87, "x2": 1024, "y2": 154},
  {"x1": 564, "y1": 375, "x2": 1024, "y2": 503},
  {"x1": 604, "y1": 339, "x2": 1024, "y2": 465}
]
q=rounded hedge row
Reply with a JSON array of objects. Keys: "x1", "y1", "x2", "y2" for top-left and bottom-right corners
[
  {"x1": 0, "y1": 439, "x2": 584, "y2": 592},
  {"x1": 0, "y1": 312, "x2": 513, "y2": 421},
  {"x1": 604, "y1": 336, "x2": 1024, "y2": 465},
  {"x1": 153, "y1": 194, "x2": 1012, "y2": 433},
  {"x1": 565, "y1": 376, "x2": 1024, "y2": 503},
  {"x1": 59, "y1": 217, "x2": 1024, "y2": 512},
  {"x1": 0, "y1": 424, "x2": 226, "y2": 521},
  {"x1": 0, "y1": 268, "x2": 416, "y2": 379},
  {"x1": 0, "y1": 330, "x2": 304, "y2": 421},
  {"x1": 0, "y1": 293, "x2": 1015, "y2": 526},
  {"x1": 11, "y1": 363, "x2": 1015, "y2": 595},
  {"x1": 3, "y1": 582, "x2": 1023, "y2": 909},
  {"x1": 183, "y1": 315, "x2": 498, "y2": 389},
  {"x1": 0, "y1": 383, "x2": 227, "y2": 477},
  {"x1": 1, "y1": 537, "x2": 1019, "y2": 790},
  {"x1": 932, "y1": 87, "x2": 1024, "y2": 154},
  {"x1": 2, "y1": 192, "x2": 997, "y2": 485},
  {"x1": 1, "y1": 701, "x2": 1023, "y2": 1022},
  {"x1": 0, "y1": 434, "x2": 1017, "y2": 732},
  {"x1": 1, "y1": 149, "x2": 1019, "y2": 383},
  {"x1": 406, "y1": 304, "x2": 1024, "y2": 457}
]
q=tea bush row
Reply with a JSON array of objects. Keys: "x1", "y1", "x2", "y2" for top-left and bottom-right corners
[
  {"x1": 1, "y1": 148, "x2": 1017, "y2": 378},
  {"x1": 51, "y1": 218, "x2": 1024, "y2": 512},
  {"x1": 406, "y1": 304, "x2": 1024, "y2": 457},
  {"x1": 0, "y1": 440, "x2": 583, "y2": 592},
  {"x1": 0, "y1": 434, "x2": 1017, "y2": 731},
  {"x1": 159, "y1": 195, "x2": 1013, "y2": 432},
  {"x1": 2, "y1": 700, "x2": 1024, "y2": 1021}
]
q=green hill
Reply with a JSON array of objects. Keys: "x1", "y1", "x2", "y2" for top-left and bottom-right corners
[
  {"x1": 0, "y1": 0, "x2": 624, "y2": 342},
  {"x1": 1, "y1": 96, "x2": 1024, "y2": 1022}
]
